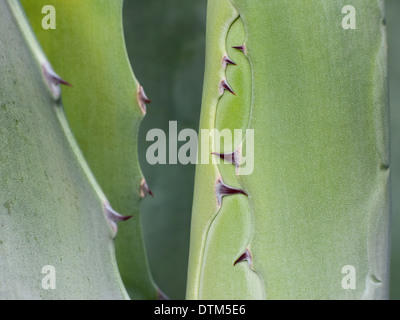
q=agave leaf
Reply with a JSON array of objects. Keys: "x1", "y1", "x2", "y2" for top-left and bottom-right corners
[
  {"x1": 21, "y1": 0, "x2": 158, "y2": 299},
  {"x1": 187, "y1": 0, "x2": 389, "y2": 299},
  {"x1": 0, "y1": 0, "x2": 128, "y2": 299}
]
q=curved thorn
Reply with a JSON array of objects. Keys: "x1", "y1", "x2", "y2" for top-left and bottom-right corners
[
  {"x1": 232, "y1": 45, "x2": 247, "y2": 54},
  {"x1": 55, "y1": 77, "x2": 72, "y2": 87},
  {"x1": 137, "y1": 85, "x2": 151, "y2": 115},
  {"x1": 222, "y1": 55, "x2": 236, "y2": 67},
  {"x1": 42, "y1": 62, "x2": 72, "y2": 99},
  {"x1": 140, "y1": 178, "x2": 154, "y2": 198},
  {"x1": 219, "y1": 79, "x2": 236, "y2": 96},
  {"x1": 211, "y1": 146, "x2": 241, "y2": 172},
  {"x1": 104, "y1": 201, "x2": 132, "y2": 233},
  {"x1": 55, "y1": 76, "x2": 72, "y2": 87},
  {"x1": 234, "y1": 248, "x2": 252, "y2": 268},
  {"x1": 42, "y1": 62, "x2": 72, "y2": 86},
  {"x1": 215, "y1": 177, "x2": 247, "y2": 207}
]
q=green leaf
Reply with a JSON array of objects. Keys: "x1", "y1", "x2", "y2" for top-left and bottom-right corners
[
  {"x1": 0, "y1": 0, "x2": 128, "y2": 299},
  {"x1": 20, "y1": 0, "x2": 159, "y2": 299},
  {"x1": 187, "y1": 0, "x2": 389, "y2": 299}
]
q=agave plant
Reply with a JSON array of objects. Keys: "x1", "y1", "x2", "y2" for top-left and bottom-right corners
[
  {"x1": 20, "y1": 0, "x2": 161, "y2": 300},
  {"x1": 186, "y1": 0, "x2": 390, "y2": 300},
  {"x1": 0, "y1": 0, "x2": 391, "y2": 300},
  {"x1": 0, "y1": 0, "x2": 129, "y2": 299}
]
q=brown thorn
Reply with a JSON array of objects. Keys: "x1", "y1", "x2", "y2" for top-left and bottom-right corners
[
  {"x1": 222, "y1": 55, "x2": 236, "y2": 67},
  {"x1": 215, "y1": 177, "x2": 247, "y2": 207},
  {"x1": 140, "y1": 178, "x2": 154, "y2": 198},
  {"x1": 234, "y1": 248, "x2": 252, "y2": 268},
  {"x1": 42, "y1": 62, "x2": 72, "y2": 86},
  {"x1": 56, "y1": 77, "x2": 72, "y2": 87},
  {"x1": 104, "y1": 201, "x2": 132, "y2": 233},
  {"x1": 219, "y1": 79, "x2": 236, "y2": 96},
  {"x1": 211, "y1": 146, "x2": 241, "y2": 171},
  {"x1": 137, "y1": 85, "x2": 151, "y2": 115},
  {"x1": 42, "y1": 62, "x2": 72, "y2": 98},
  {"x1": 232, "y1": 45, "x2": 247, "y2": 54}
]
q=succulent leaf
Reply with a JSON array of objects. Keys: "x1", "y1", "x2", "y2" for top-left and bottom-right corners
[
  {"x1": 20, "y1": 0, "x2": 158, "y2": 299},
  {"x1": 0, "y1": 0, "x2": 128, "y2": 299},
  {"x1": 187, "y1": 0, "x2": 389, "y2": 300}
]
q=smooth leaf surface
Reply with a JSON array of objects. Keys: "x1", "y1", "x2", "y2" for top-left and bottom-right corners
[
  {"x1": 21, "y1": 0, "x2": 158, "y2": 299},
  {"x1": 0, "y1": 0, "x2": 128, "y2": 299},
  {"x1": 188, "y1": 0, "x2": 389, "y2": 300}
]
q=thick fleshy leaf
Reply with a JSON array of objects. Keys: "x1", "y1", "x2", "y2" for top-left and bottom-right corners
[
  {"x1": 0, "y1": 0, "x2": 128, "y2": 299},
  {"x1": 187, "y1": 0, "x2": 389, "y2": 300},
  {"x1": 21, "y1": 0, "x2": 159, "y2": 299}
]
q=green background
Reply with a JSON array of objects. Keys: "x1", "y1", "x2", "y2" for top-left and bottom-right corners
[
  {"x1": 123, "y1": 0, "x2": 206, "y2": 299},
  {"x1": 123, "y1": 0, "x2": 399, "y2": 299},
  {"x1": 386, "y1": 0, "x2": 400, "y2": 300}
]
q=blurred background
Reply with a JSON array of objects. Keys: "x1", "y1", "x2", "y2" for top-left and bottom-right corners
[
  {"x1": 123, "y1": 0, "x2": 399, "y2": 299},
  {"x1": 386, "y1": 0, "x2": 400, "y2": 300},
  {"x1": 123, "y1": 0, "x2": 206, "y2": 299}
]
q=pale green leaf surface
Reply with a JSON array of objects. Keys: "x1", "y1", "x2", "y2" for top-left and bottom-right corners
[
  {"x1": 21, "y1": 0, "x2": 158, "y2": 299},
  {"x1": 0, "y1": 0, "x2": 128, "y2": 299},
  {"x1": 188, "y1": 0, "x2": 389, "y2": 300}
]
